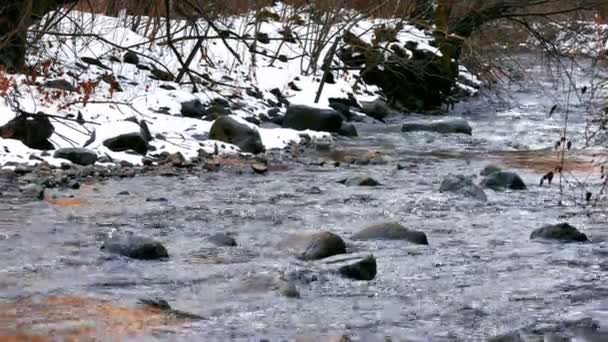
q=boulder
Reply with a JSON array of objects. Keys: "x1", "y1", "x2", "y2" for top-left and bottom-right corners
[
  {"x1": 181, "y1": 99, "x2": 206, "y2": 118},
  {"x1": 123, "y1": 51, "x2": 139, "y2": 65},
  {"x1": 338, "y1": 123, "x2": 358, "y2": 137},
  {"x1": 481, "y1": 171, "x2": 527, "y2": 190},
  {"x1": 360, "y1": 99, "x2": 391, "y2": 121},
  {"x1": 283, "y1": 105, "x2": 343, "y2": 133},
  {"x1": 19, "y1": 183, "x2": 45, "y2": 200},
  {"x1": 209, "y1": 116, "x2": 264, "y2": 154},
  {"x1": 338, "y1": 255, "x2": 377, "y2": 281},
  {"x1": 103, "y1": 132, "x2": 149, "y2": 155},
  {"x1": 401, "y1": 119, "x2": 472, "y2": 135},
  {"x1": 439, "y1": 174, "x2": 487, "y2": 201},
  {"x1": 338, "y1": 176, "x2": 381, "y2": 187},
  {"x1": 54, "y1": 148, "x2": 98, "y2": 166},
  {"x1": 208, "y1": 233, "x2": 237, "y2": 247},
  {"x1": 0, "y1": 114, "x2": 55, "y2": 150},
  {"x1": 352, "y1": 222, "x2": 428, "y2": 245},
  {"x1": 282, "y1": 231, "x2": 346, "y2": 261},
  {"x1": 480, "y1": 164, "x2": 502, "y2": 176},
  {"x1": 530, "y1": 223, "x2": 588, "y2": 242},
  {"x1": 44, "y1": 79, "x2": 76, "y2": 92},
  {"x1": 101, "y1": 234, "x2": 168, "y2": 260}
]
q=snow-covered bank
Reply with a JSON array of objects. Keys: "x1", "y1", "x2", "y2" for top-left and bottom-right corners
[{"x1": 0, "y1": 3, "x2": 478, "y2": 168}]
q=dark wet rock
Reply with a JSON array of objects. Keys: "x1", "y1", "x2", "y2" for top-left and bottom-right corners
[
  {"x1": 352, "y1": 222, "x2": 428, "y2": 245},
  {"x1": 338, "y1": 123, "x2": 358, "y2": 137},
  {"x1": 0, "y1": 114, "x2": 55, "y2": 150},
  {"x1": 209, "y1": 116, "x2": 264, "y2": 154},
  {"x1": 136, "y1": 63, "x2": 151, "y2": 71},
  {"x1": 439, "y1": 174, "x2": 487, "y2": 201},
  {"x1": 530, "y1": 223, "x2": 588, "y2": 242},
  {"x1": 481, "y1": 171, "x2": 527, "y2": 191},
  {"x1": 44, "y1": 79, "x2": 76, "y2": 92},
  {"x1": 205, "y1": 104, "x2": 232, "y2": 121},
  {"x1": 270, "y1": 88, "x2": 290, "y2": 107},
  {"x1": 208, "y1": 233, "x2": 237, "y2": 247},
  {"x1": 338, "y1": 255, "x2": 377, "y2": 281},
  {"x1": 19, "y1": 183, "x2": 44, "y2": 200},
  {"x1": 54, "y1": 148, "x2": 98, "y2": 166},
  {"x1": 103, "y1": 129, "x2": 149, "y2": 155},
  {"x1": 283, "y1": 231, "x2": 346, "y2": 261},
  {"x1": 279, "y1": 282, "x2": 300, "y2": 298},
  {"x1": 251, "y1": 162, "x2": 268, "y2": 174},
  {"x1": 123, "y1": 51, "x2": 139, "y2": 65},
  {"x1": 146, "y1": 197, "x2": 168, "y2": 202},
  {"x1": 67, "y1": 180, "x2": 80, "y2": 189},
  {"x1": 480, "y1": 164, "x2": 502, "y2": 176},
  {"x1": 283, "y1": 105, "x2": 343, "y2": 133},
  {"x1": 81, "y1": 56, "x2": 110, "y2": 70},
  {"x1": 117, "y1": 190, "x2": 130, "y2": 196},
  {"x1": 401, "y1": 119, "x2": 472, "y2": 135},
  {"x1": 360, "y1": 99, "x2": 391, "y2": 121},
  {"x1": 138, "y1": 298, "x2": 204, "y2": 319},
  {"x1": 338, "y1": 176, "x2": 381, "y2": 187},
  {"x1": 181, "y1": 99, "x2": 206, "y2": 118},
  {"x1": 101, "y1": 234, "x2": 168, "y2": 260}
]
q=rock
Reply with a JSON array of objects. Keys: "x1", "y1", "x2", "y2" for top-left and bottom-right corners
[
  {"x1": 54, "y1": 148, "x2": 98, "y2": 166},
  {"x1": 0, "y1": 113, "x2": 55, "y2": 150},
  {"x1": 19, "y1": 184, "x2": 44, "y2": 200},
  {"x1": 338, "y1": 255, "x2": 377, "y2": 281},
  {"x1": 352, "y1": 222, "x2": 428, "y2": 245},
  {"x1": 81, "y1": 56, "x2": 110, "y2": 70},
  {"x1": 360, "y1": 99, "x2": 391, "y2": 121},
  {"x1": 401, "y1": 119, "x2": 472, "y2": 135},
  {"x1": 44, "y1": 79, "x2": 76, "y2": 92},
  {"x1": 279, "y1": 282, "x2": 300, "y2": 298},
  {"x1": 101, "y1": 234, "x2": 168, "y2": 260},
  {"x1": 123, "y1": 51, "x2": 139, "y2": 64},
  {"x1": 103, "y1": 129, "x2": 149, "y2": 155},
  {"x1": 283, "y1": 105, "x2": 343, "y2": 133},
  {"x1": 283, "y1": 231, "x2": 347, "y2": 261},
  {"x1": 150, "y1": 67, "x2": 174, "y2": 81},
  {"x1": 251, "y1": 163, "x2": 268, "y2": 174},
  {"x1": 208, "y1": 233, "x2": 237, "y2": 247},
  {"x1": 530, "y1": 223, "x2": 588, "y2": 242},
  {"x1": 209, "y1": 116, "x2": 264, "y2": 154},
  {"x1": 338, "y1": 176, "x2": 381, "y2": 187},
  {"x1": 338, "y1": 123, "x2": 358, "y2": 137},
  {"x1": 481, "y1": 171, "x2": 527, "y2": 190},
  {"x1": 256, "y1": 32, "x2": 271, "y2": 44},
  {"x1": 67, "y1": 180, "x2": 80, "y2": 189},
  {"x1": 480, "y1": 164, "x2": 502, "y2": 176},
  {"x1": 439, "y1": 174, "x2": 487, "y2": 201},
  {"x1": 181, "y1": 99, "x2": 206, "y2": 118}
]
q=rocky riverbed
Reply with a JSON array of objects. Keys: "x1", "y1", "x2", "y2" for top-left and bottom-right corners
[{"x1": 3, "y1": 54, "x2": 608, "y2": 341}]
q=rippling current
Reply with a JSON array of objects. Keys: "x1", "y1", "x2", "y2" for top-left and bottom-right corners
[{"x1": 2, "y1": 54, "x2": 608, "y2": 341}]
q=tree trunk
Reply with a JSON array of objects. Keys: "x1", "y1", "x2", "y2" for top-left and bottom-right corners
[{"x1": 0, "y1": 0, "x2": 77, "y2": 71}]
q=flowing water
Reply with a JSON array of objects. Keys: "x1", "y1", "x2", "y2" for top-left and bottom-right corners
[{"x1": 2, "y1": 54, "x2": 608, "y2": 341}]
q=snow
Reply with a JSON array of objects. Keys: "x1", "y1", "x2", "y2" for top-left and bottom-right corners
[{"x1": 0, "y1": 3, "x2": 477, "y2": 166}]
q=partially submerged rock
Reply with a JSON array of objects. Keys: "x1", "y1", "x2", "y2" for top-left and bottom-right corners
[
  {"x1": 439, "y1": 174, "x2": 487, "y2": 201},
  {"x1": 54, "y1": 148, "x2": 98, "y2": 166},
  {"x1": 208, "y1": 233, "x2": 237, "y2": 247},
  {"x1": 282, "y1": 231, "x2": 347, "y2": 261},
  {"x1": 360, "y1": 98, "x2": 391, "y2": 121},
  {"x1": 480, "y1": 164, "x2": 502, "y2": 176},
  {"x1": 338, "y1": 255, "x2": 377, "y2": 281},
  {"x1": 209, "y1": 116, "x2": 264, "y2": 154},
  {"x1": 530, "y1": 223, "x2": 588, "y2": 242},
  {"x1": 19, "y1": 183, "x2": 45, "y2": 200},
  {"x1": 338, "y1": 176, "x2": 381, "y2": 186},
  {"x1": 283, "y1": 105, "x2": 343, "y2": 133},
  {"x1": 352, "y1": 222, "x2": 428, "y2": 245},
  {"x1": 102, "y1": 234, "x2": 168, "y2": 260},
  {"x1": 401, "y1": 119, "x2": 472, "y2": 135},
  {"x1": 481, "y1": 171, "x2": 527, "y2": 191}
]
